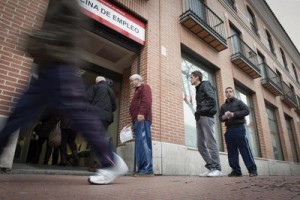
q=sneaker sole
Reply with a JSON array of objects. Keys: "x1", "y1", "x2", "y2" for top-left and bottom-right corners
[
  {"x1": 88, "y1": 176, "x2": 115, "y2": 185},
  {"x1": 207, "y1": 175, "x2": 223, "y2": 177}
]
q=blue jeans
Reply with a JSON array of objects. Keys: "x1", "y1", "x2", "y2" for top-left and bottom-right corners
[
  {"x1": 0, "y1": 64, "x2": 114, "y2": 167},
  {"x1": 225, "y1": 125, "x2": 257, "y2": 174},
  {"x1": 134, "y1": 120, "x2": 153, "y2": 174}
]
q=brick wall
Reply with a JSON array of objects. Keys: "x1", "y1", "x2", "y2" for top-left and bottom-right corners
[
  {"x1": 0, "y1": 0, "x2": 48, "y2": 116},
  {"x1": 1, "y1": 0, "x2": 299, "y2": 162}
]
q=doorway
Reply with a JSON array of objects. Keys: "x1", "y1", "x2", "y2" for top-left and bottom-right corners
[{"x1": 13, "y1": 30, "x2": 138, "y2": 167}]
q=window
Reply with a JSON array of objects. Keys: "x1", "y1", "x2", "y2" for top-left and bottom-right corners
[
  {"x1": 280, "y1": 48, "x2": 288, "y2": 70},
  {"x1": 230, "y1": 24, "x2": 241, "y2": 55},
  {"x1": 247, "y1": 6, "x2": 259, "y2": 36},
  {"x1": 289, "y1": 84, "x2": 296, "y2": 103},
  {"x1": 235, "y1": 87, "x2": 261, "y2": 157},
  {"x1": 276, "y1": 70, "x2": 282, "y2": 81},
  {"x1": 266, "y1": 104, "x2": 284, "y2": 160},
  {"x1": 292, "y1": 64, "x2": 299, "y2": 84},
  {"x1": 192, "y1": 0, "x2": 206, "y2": 21},
  {"x1": 181, "y1": 55, "x2": 223, "y2": 151},
  {"x1": 285, "y1": 116, "x2": 298, "y2": 162},
  {"x1": 275, "y1": 70, "x2": 283, "y2": 89},
  {"x1": 266, "y1": 30, "x2": 276, "y2": 56},
  {"x1": 225, "y1": 0, "x2": 236, "y2": 10},
  {"x1": 257, "y1": 51, "x2": 266, "y2": 78}
]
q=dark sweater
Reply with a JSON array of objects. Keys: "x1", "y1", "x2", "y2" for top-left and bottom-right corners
[
  {"x1": 129, "y1": 83, "x2": 152, "y2": 122},
  {"x1": 219, "y1": 97, "x2": 250, "y2": 127}
]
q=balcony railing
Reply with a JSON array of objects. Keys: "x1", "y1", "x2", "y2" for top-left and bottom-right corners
[
  {"x1": 259, "y1": 63, "x2": 283, "y2": 96},
  {"x1": 228, "y1": 34, "x2": 260, "y2": 78},
  {"x1": 281, "y1": 82, "x2": 297, "y2": 107},
  {"x1": 295, "y1": 96, "x2": 300, "y2": 115},
  {"x1": 180, "y1": 0, "x2": 227, "y2": 52}
]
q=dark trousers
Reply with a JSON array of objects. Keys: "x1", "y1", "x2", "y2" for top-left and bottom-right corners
[
  {"x1": 225, "y1": 125, "x2": 257, "y2": 174},
  {"x1": 0, "y1": 64, "x2": 113, "y2": 168},
  {"x1": 33, "y1": 137, "x2": 55, "y2": 164},
  {"x1": 89, "y1": 120, "x2": 110, "y2": 167},
  {"x1": 32, "y1": 137, "x2": 59, "y2": 165},
  {"x1": 134, "y1": 120, "x2": 153, "y2": 174},
  {"x1": 60, "y1": 129, "x2": 78, "y2": 164}
]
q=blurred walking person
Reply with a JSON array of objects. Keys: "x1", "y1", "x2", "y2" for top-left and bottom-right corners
[{"x1": 0, "y1": 0, "x2": 127, "y2": 185}]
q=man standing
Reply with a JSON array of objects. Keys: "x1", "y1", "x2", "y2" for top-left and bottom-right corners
[
  {"x1": 129, "y1": 74, "x2": 153, "y2": 176},
  {"x1": 219, "y1": 87, "x2": 257, "y2": 177},
  {"x1": 0, "y1": 0, "x2": 127, "y2": 184},
  {"x1": 86, "y1": 76, "x2": 116, "y2": 171},
  {"x1": 190, "y1": 71, "x2": 222, "y2": 177}
]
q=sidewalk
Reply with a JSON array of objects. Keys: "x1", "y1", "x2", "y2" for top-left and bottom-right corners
[{"x1": 0, "y1": 173, "x2": 299, "y2": 200}]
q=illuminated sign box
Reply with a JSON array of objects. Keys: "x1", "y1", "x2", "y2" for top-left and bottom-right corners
[{"x1": 78, "y1": 0, "x2": 146, "y2": 45}]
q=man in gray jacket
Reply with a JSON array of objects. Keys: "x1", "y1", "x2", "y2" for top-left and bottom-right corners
[{"x1": 190, "y1": 71, "x2": 222, "y2": 177}]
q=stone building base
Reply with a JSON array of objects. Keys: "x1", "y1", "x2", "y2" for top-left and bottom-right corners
[
  {"x1": 0, "y1": 117, "x2": 18, "y2": 169},
  {"x1": 117, "y1": 141, "x2": 300, "y2": 176}
]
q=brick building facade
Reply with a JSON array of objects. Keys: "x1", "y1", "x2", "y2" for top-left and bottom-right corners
[{"x1": 1, "y1": 0, "x2": 299, "y2": 175}]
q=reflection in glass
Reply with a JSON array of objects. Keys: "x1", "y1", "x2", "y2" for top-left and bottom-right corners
[
  {"x1": 285, "y1": 117, "x2": 298, "y2": 162},
  {"x1": 235, "y1": 89, "x2": 261, "y2": 157},
  {"x1": 266, "y1": 106, "x2": 283, "y2": 160}
]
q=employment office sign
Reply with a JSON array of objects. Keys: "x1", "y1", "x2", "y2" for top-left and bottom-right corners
[{"x1": 78, "y1": 0, "x2": 146, "y2": 45}]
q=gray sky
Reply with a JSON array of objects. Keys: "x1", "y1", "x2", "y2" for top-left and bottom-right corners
[{"x1": 265, "y1": 0, "x2": 300, "y2": 52}]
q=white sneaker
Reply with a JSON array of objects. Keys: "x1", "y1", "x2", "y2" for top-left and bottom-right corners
[
  {"x1": 207, "y1": 170, "x2": 222, "y2": 177},
  {"x1": 199, "y1": 169, "x2": 212, "y2": 177},
  {"x1": 88, "y1": 153, "x2": 128, "y2": 185}
]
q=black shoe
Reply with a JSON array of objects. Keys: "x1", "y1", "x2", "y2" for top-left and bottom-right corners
[
  {"x1": 71, "y1": 158, "x2": 79, "y2": 167},
  {"x1": 249, "y1": 172, "x2": 258, "y2": 177},
  {"x1": 228, "y1": 171, "x2": 242, "y2": 177},
  {"x1": 0, "y1": 168, "x2": 11, "y2": 173},
  {"x1": 58, "y1": 162, "x2": 67, "y2": 166}
]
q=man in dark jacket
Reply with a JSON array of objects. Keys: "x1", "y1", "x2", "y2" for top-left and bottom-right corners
[
  {"x1": 86, "y1": 76, "x2": 117, "y2": 129},
  {"x1": 86, "y1": 76, "x2": 116, "y2": 171},
  {"x1": 219, "y1": 87, "x2": 257, "y2": 177},
  {"x1": 190, "y1": 71, "x2": 222, "y2": 177},
  {"x1": 0, "y1": 0, "x2": 127, "y2": 184},
  {"x1": 129, "y1": 74, "x2": 153, "y2": 176}
]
